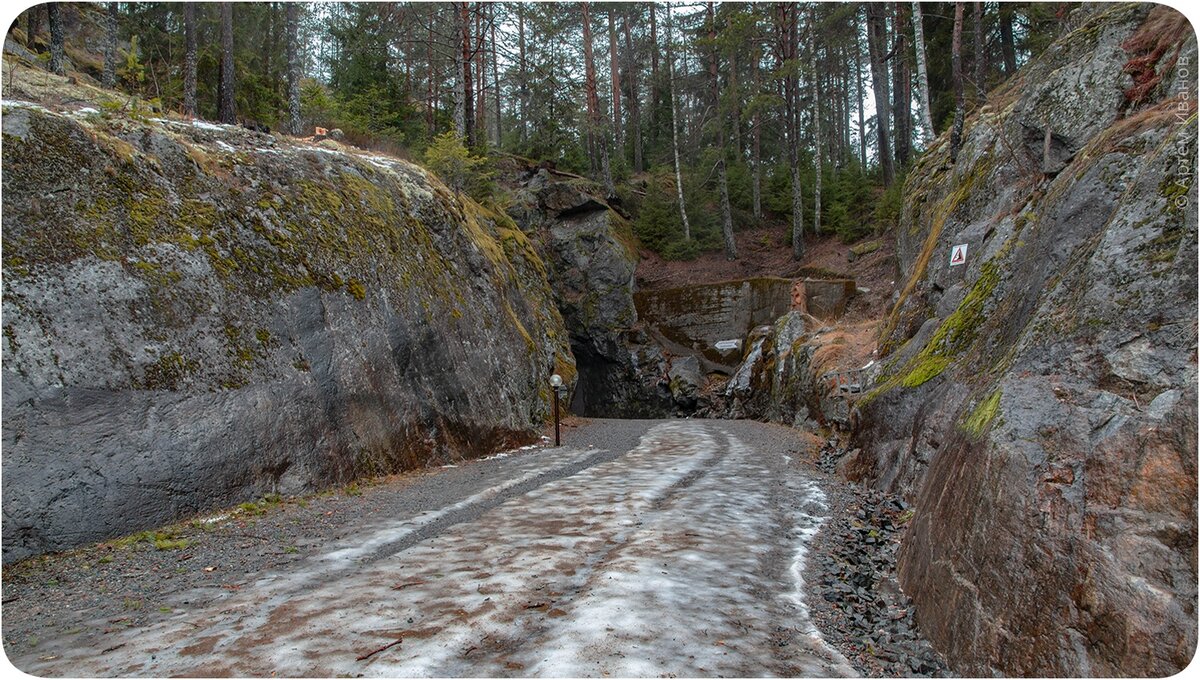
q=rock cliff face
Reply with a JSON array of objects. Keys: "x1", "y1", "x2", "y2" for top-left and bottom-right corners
[
  {"x1": 846, "y1": 5, "x2": 1197, "y2": 675},
  {"x1": 2, "y1": 105, "x2": 572, "y2": 562},
  {"x1": 507, "y1": 168, "x2": 672, "y2": 417},
  {"x1": 635, "y1": 278, "x2": 794, "y2": 372}
]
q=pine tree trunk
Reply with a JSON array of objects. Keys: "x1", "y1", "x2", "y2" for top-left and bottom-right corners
[
  {"x1": 609, "y1": 8, "x2": 622, "y2": 153},
  {"x1": 790, "y1": 163, "x2": 804, "y2": 260},
  {"x1": 37, "y1": 5, "x2": 49, "y2": 45},
  {"x1": 855, "y1": 24, "x2": 866, "y2": 170},
  {"x1": 455, "y1": 64, "x2": 466, "y2": 139},
  {"x1": 649, "y1": 5, "x2": 659, "y2": 150},
  {"x1": 973, "y1": 1, "x2": 985, "y2": 101},
  {"x1": 475, "y1": 6, "x2": 487, "y2": 146},
  {"x1": 809, "y1": 6, "x2": 822, "y2": 237},
  {"x1": 265, "y1": 3, "x2": 276, "y2": 88},
  {"x1": 845, "y1": 49, "x2": 853, "y2": 162},
  {"x1": 491, "y1": 4, "x2": 501, "y2": 144},
  {"x1": 845, "y1": 50, "x2": 853, "y2": 163},
  {"x1": 666, "y1": 4, "x2": 691, "y2": 241},
  {"x1": 865, "y1": 3, "x2": 893, "y2": 186},
  {"x1": 950, "y1": 1, "x2": 965, "y2": 162},
  {"x1": 404, "y1": 17, "x2": 413, "y2": 100},
  {"x1": 623, "y1": 7, "x2": 643, "y2": 172},
  {"x1": 459, "y1": 1, "x2": 474, "y2": 145},
  {"x1": 781, "y1": 3, "x2": 804, "y2": 261},
  {"x1": 892, "y1": 2, "x2": 911, "y2": 168},
  {"x1": 600, "y1": 134, "x2": 615, "y2": 198},
  {"x1": 48, "y1": 3, "x2": 65, "y2": 76},
  {"x1": 830, "y1": 51, "x2": 840, "y2": 164},
  {"x1": 729, "y1": 49, "x2": 742, "y2": 157},
  {"x1": 831, "y1": 51, "x2": 842, "y2": 165},
  {"x1": 183, "y1": 3, "x2": 197, "y2": 117},
  {"x1": 708, "y1": 2, "x2": 737, "y2": 260},
  {"x1": 999, "y1": 4, "x2": 1017, "y2": 76},
  {"x1": 752, "y1": 43, "x2": 762, "y2": 222},
  {"x1": 911, "y1": 1, "x2": 935, "y2": 143},
  {"x1": 286, "y1": 2, "x2": 300, "y2": 134},
  {"x1": 518, "y1": 4, "x2": 528, "y2": 143},
  {"x1": 717, "y1": 160, "x2": 736, "y2": 258},
  {"x1": 102, "y1": 2, "x2": 117, "y2": 87},
  {"x1": 582, "y1": 2, "x2": 600, "y2": 175},
  {"x1": 426, "y1": 9, "x2": 436, "y2": 137},
  {"x1": 218, "y1": 2, "x2": 236, "y2": 124}
]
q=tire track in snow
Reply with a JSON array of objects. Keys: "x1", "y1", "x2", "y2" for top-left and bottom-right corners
[
  {"x1": 15, "y1": 420, "x2": 852, "y2": 678},
  {"x1": 360, "y1": 442, "x2": 639, "y2": 563}
]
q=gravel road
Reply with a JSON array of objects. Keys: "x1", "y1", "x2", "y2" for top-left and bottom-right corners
[{"x1": 4, "y1": 418, "x2": 856, "y2": 677}]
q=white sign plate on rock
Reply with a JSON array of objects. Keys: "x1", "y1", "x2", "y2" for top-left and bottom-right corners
[
  {"x1": 949, "y1": 243, "x2": 968, "y2": 267},
  {"x1": 714, "y1": 339, "x2": 741, "y2": 351}
]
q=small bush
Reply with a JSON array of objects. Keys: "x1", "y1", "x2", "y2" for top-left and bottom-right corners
[
  {"x1": 237, "y1": 501, "x2": 266, "y2": 516},
  {"x1": 872, "y1": 169, "x2": 908, "y2": 233},
  {"x1": 423, "y1": 131, "x2": 494, "y2": 200},
  {"x1": 662, "y1": 239, "x2": 702, "y2": 261},
  {"x1": 633, "y1": 176, "x2": 683, "y2": 253},
  {"x1": 153, "y1": 537, "x2": 190, "y2": 551}
]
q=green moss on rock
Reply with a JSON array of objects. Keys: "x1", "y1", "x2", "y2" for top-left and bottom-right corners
[
  {"x1": 140, "y1": 352, "x2": 199, "y2": 391},
  {"x1": 961, "y1": 389, "x2": 1002, "y2": 437}
]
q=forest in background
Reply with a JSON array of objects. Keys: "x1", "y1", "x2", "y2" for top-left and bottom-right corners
[{"x1": 8, "y1": 2, "x2": 1070, "y2": 260}]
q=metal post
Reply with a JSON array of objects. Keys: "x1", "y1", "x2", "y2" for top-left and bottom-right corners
[
  {"x1": 553, "y1": 387, "x2": 561, "y2": 446},
  {"x1": 549, "y1": 373, "x2": 564, "y2": 447}
]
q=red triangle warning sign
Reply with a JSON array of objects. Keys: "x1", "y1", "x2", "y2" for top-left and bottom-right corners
[{"x1": 950, "y1": 243, "x2": 968, "y2": 266}]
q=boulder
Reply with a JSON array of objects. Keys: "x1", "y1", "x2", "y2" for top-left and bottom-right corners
[
  {"x1": 1, "y1": 104, "x2": 573, "y2": 562},
  {"x1": 537, "y1": 180, "x2": 608, "y2": 217},
  {"x1": 667, "y1": 355, "x2": 702, "y2": 410},
  {"x1": 847, "y1": 239, "x2": 883, "y2": 262},
  {"x1": 723, "y1": 312, "x2": 835, "y2": 427},
  {"x1": 504, "y1": 164, "x2": 673, "y2": 418},
  {"x1": 3, "y1": 37, "x2": 39, "y2": 64}
]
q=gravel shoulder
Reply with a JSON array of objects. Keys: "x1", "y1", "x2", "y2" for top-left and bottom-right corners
[{"x1": 802, "y1": 438, "x2": 954, "y2": 677}]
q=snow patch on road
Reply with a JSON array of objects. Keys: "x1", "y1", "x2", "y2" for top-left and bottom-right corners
[
  {"x1": 311, "y1": 446, "x2": 596, "y2": 567},
  {"x1": 17, "y1": 421, "x2": 851, "y2": 678}
]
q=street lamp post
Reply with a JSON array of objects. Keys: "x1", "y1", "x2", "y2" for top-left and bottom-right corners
[{"x1": 550, "y1": 373, "x2": 563, "y2": 446}]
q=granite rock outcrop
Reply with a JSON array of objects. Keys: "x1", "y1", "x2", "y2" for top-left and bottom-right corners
[
  {"x1": 2, "y1": 105, "x2": 572, "y2": 562},
  {"x1": 844, "y1": 5, "x2": 1197, "y2": 674}
]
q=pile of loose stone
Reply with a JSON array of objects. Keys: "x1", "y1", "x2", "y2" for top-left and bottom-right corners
[
  {"x1": 807, "y1": 447, "x2": 952, "y2": 677},
  {"x1": 817, "y1": 436, "x2": 849, "y2": 474}
]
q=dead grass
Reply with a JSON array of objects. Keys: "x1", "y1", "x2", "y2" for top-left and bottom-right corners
[
  {"x1": 1122, "y1": 5, "x2": 1192, "y2": 109},
  {"x1": 2, "y1": 58, "x2": 122, "y2": 109},
  {"x1": 1108, "y1": 95, "x2": 1197, "y2": 148}
]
